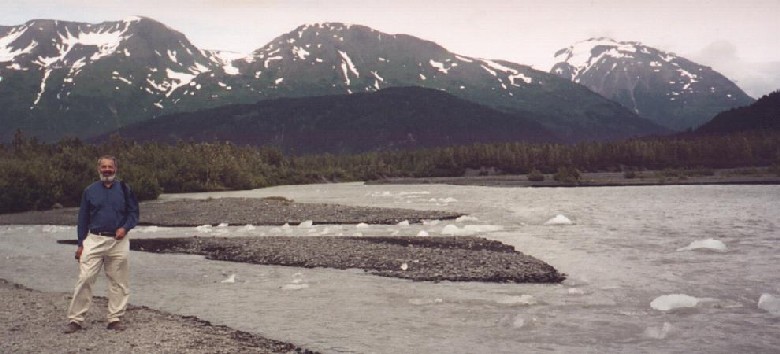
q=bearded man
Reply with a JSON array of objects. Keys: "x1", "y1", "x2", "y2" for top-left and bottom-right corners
[{"x1": 64, "y1": 155, "x2": 139, "y2": 333}]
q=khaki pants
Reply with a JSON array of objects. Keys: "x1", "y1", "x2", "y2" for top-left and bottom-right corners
[{"x1": 66, "y1": 233, "x2": 130, "y2": 325}]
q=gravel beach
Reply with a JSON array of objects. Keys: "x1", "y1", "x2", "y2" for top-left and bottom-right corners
[{"x1": 0, "y1": 279, "x2": 317, "y2": 354}]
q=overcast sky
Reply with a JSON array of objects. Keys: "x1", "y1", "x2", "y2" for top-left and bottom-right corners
[{"x1": 3, "y1": 0, "x2": 779, "y2": 97}]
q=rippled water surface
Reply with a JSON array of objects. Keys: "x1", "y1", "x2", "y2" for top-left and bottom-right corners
[{"x1": 2, "y1": 184, "x2": 779, "y2": 353}]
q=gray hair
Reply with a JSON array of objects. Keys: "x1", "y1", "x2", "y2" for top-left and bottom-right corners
[{"x1": 97, "y1": 155, "x2": 118, "y2": 168}]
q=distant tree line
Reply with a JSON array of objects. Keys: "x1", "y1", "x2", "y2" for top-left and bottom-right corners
[{"x1": 1, "y1": 129, "x2": 778, "y2": 214}]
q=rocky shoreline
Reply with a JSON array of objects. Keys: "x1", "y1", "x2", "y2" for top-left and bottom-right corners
[{"x1": 1, "y1": 279, "x2": 317, "y2": 354}]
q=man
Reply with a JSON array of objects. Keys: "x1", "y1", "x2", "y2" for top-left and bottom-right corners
[{"x1": 64, "y1": 155, "x2": 139, "y2": 333}]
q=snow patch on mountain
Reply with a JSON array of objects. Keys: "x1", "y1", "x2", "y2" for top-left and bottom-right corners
[{"x1": 0, "y1": 27, "x2": 32, "y2": 62}]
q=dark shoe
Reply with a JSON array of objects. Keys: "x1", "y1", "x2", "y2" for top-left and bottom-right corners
[
  {"x1": 107, "y1": 321, "x2": 126, "y2": 331},
  {"x1": 63, "y1": 322, "x2": 82, "y2": 334}
]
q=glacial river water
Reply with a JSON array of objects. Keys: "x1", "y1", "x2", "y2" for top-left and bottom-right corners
[{"x1": 1, "y1": 183, "x2": 779, "y2": 353}]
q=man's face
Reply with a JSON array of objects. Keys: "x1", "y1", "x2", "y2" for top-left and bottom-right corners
[{"x1": 98, "y1": 159, "x2": 117, "y2": 182}]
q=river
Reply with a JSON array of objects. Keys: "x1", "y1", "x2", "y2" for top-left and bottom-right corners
[{"x1": 1, "y1": 183, "x2": 778, "y2": 353}]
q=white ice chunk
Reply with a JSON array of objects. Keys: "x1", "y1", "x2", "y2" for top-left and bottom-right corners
[
  {"x1": 220, "y1": 273, "x2": 236, "y2": 283},
  {"x1": 650, "y1": 294, "x2": 700, "y2": 311},
  {"x1": 758, "y1": 293, "x2": 780, "y2": 315},
  {"x1": 242, "y1": 224, "x2": 256, "y2": 231},
  {"x1": 417, "y1": 230, "x2": 429, "y2": 236},
  {"x1": 676, "y1": 239, "x2": 727, "y2": 252},
  {"x1": 299, "y1": 220, "x2": 313, "y2": 228},
  {"x1": 400, "y1": 262, "x2": 409, "y2": 271},
  {"x1": 356, "y1": 223, "x2": 369, "y2": 229},
  {"x1": 196, "y1": 224, "x2": 213, "y2": 233},
  {"x1": 544, "y1": 214, "x2": 573, "y2": 225},
  {"x1": 397, "y1": 220, "x2": 410, "y2": 226},
  {"x1": 217, "y1": 223, "x2": 228, "y2": 228},
  {"x1": 456, "y1": 215, "x2": 479, "y2": 222}
]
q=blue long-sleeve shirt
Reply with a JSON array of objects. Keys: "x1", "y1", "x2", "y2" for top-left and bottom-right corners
[{"x1": 77, "y1": 180, "x2": 140, "y2": 246}]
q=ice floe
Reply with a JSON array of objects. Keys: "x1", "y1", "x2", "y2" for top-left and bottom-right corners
[
  {"x1": 220, "y1": 273, "x2": 236, "y2": 283},
  {"x1": 416, "y1": 230, "x2": 429, "y2": 236},
  {"x1": 758, "y1": 293, "x2": 780, "y2": 315},
  {"x1": 544, "y1": 214, "x2": 573, "y2": 225},
  {"x1": 456, "y1": 215, "x2": 479, "y2": 222},
  {"x1": 298, "y1": 220, "x2": 313, "y2": 228},
  {"x1": 676, "y1": 238, "x2": 727, "y2": 252},
  {"x1": 650, "y1": 294, "x2": 699, "y2": 311}
]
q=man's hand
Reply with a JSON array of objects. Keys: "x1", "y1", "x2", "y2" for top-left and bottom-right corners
[
  {"x1": 74, "y1": 246, "x2": 83, "y2": 262},
  {"x1": 115, "y1": 227, "x2": 127, "y2": 240}
]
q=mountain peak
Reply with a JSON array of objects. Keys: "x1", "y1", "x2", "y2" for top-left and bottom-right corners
[{"x1": 551, "y1": 38, "x2": 754, "y2": 130}]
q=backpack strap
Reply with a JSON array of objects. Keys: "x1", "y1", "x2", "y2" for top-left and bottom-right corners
[{"x1": 119, "y1": 180, "x2": 130, "y2": 211}]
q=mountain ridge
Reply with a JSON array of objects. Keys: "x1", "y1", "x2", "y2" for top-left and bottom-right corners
[
  {"x1": 551, "y1": 37, "x2": 755, "y2": 130},
  {"x1": 98, "y1": 86, "x2": 561, "y2": 154},
  {"x1": 3, "y1": 18, "x2": 676, "y2": 143}
]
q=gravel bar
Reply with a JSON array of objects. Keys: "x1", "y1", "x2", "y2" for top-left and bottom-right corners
[
  {"x1": 123, "y1": 236, "x2": 566, "y2": 283},
  {"x1": 0, "y1": 197, "x2": 463, "y2": 226}
]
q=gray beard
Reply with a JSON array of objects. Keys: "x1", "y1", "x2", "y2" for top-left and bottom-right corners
[{"x1": 100, "y1": 174, "x2": 116, "y2": 183}]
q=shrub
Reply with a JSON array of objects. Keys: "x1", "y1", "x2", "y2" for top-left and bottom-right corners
[
  {"x1": 527, "y1": 168, "x2": 545, "y2": 181},
  {"x1": 553, "y1": 166, "x2": 581, "y2": 184}
]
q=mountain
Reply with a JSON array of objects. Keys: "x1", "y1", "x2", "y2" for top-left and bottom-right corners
[
  {"x1": 164, "y1": 23, "x2": 666, "y2": 142},
  {"x1": 695, "y1": 90, "x2": 780, "y2": 134},
  {"x1": 550, "y1": 38, "x2": 755, "y2": 131},
  {"x1": 100, "y1": 86, "x2": 560, "y2": 154},
  {"x1": 0, "y1": 16, "x2": 228, "y2": 141},
  {"x1": 1, "y1": 19, "x2": 666, "y2": 143}
]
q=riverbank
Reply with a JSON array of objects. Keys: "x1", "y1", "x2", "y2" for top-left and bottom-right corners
[
  {"x1": 367, "y1": 168, "x2": 780, "y2": 187},
  {"x1": 0, "y1": 279, "x2": 317, "y2": 354}
]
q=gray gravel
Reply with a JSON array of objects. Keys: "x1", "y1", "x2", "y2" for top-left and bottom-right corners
[
  {"x1": 125, "y1": 235, "x2": 565, "y2": 283},
  {"x1": 0, "y1": 279, "x2": 317, "y2": 354},
  {"x1": 0, "y1": 197, "x2": 463, "y2": 226}
]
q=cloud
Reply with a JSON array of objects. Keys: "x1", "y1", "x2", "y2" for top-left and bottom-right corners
[{"x1": 690, "y1": 41, "x2": 780, "y2": 98}]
